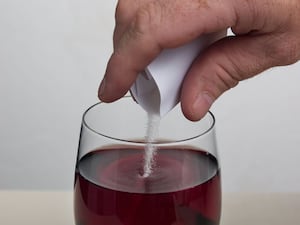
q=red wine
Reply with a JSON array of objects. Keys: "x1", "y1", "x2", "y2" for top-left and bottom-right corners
[{"x1": 74, "y1": 148, "x2": 221, "y2": 225}]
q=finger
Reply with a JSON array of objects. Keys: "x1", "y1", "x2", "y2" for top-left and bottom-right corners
[
  {"x1": 180, "y1": 32, "x2": 296, "y2": 121},
  {"x1": 99, "y1": 0, "x2": 237, "y2": 102}
]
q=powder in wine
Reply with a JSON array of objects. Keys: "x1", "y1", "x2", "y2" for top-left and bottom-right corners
[{"x1": 142, "y1": 113, "x2": 161, "y2": 177}]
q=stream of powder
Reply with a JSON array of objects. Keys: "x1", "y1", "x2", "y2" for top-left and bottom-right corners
[{"x1": 142, "y1": 113, "x2": 161, "y2": 178}]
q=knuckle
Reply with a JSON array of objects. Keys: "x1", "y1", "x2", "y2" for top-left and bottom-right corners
[
  {"x1": 115, "y1": 0, "x2": 138, "y2": 24},
  {"x1": 214, "y1": 61, "x2": 240, "y2": 91},
  {"x1": 203, "y1": 50, "x2": 241, "y2": 95},
  {"x1": 132, "y1": 1, "x2": 163, "y2": 36},
  {"x1": 115, "y1": 0, "x2": 127, "y2": 23},
  {"x1": 199, "y1": 65, "x2": 239, "y2": 101}
]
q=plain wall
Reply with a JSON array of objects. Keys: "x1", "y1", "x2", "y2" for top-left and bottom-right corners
[{"x1": 0, "y1": 0, "x2": 299, "y2": 192}]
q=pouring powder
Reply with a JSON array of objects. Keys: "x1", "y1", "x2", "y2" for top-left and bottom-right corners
[{"x1": 142, "y1": 113, "x2": 161, "y2": 178}]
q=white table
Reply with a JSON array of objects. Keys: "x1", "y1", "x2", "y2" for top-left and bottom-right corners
[{"x1": 0, "y1": 191, "x2": 299, "y2": 225}]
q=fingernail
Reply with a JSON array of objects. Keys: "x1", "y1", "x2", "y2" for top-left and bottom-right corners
[
  {"x1": 201, "y1": 92, "x2": 214, "y2": 106},
  {"x1": 98, "y1": 78, "x2": 106, "y2": 99},
  {"x1": 192, "y1": 92, "x2": 214, "y2": 118}
]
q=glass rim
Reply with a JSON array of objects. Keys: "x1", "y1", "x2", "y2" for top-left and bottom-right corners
[{"x1": 82, "y1": 97, "x2": 216, "y2": 145}]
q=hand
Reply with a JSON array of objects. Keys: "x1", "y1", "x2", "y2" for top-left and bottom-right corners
[{"x1": 98, "y1": 0, "x2": 300, "y2": 121}]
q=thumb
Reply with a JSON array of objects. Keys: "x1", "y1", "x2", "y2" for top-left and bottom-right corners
[{"x1": 180, "y1": 33, "x2": 293, "y2": 121}]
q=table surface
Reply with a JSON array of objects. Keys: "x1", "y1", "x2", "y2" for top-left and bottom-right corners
[{"x1": 0, "y1": 191, "x2": 299, "y2": 225}]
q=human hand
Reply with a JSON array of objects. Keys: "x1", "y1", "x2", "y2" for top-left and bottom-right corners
[{"x1": 98, "y1": 0, "x2": 300, "y2": 121}]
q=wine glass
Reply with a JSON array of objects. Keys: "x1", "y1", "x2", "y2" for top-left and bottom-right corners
[{"x1": 74, "y1": 97, "x2": 221, "y2": 225}]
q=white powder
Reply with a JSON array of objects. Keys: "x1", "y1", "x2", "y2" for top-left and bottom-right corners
[{"x1": 142, "y1": 113, "x2": 161, "y2": 178}]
